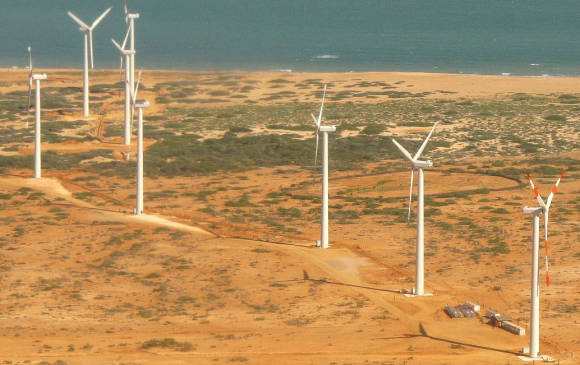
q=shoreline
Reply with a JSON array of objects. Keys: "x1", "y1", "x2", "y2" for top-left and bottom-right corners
[
  {"x1": 3, "y1": 67, "x2": 580, "y2": 79},
  {"x1": 4, "y1": 68, "x2": 580, "y2": 100}
]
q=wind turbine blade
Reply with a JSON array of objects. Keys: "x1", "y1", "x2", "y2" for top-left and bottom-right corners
[
  {"x1": 89, "y1": 31, "x2": 94, "y2": 69},
  {"x1": 545, "y1": 241, "x2": 550, "y2": 286},
  {"x1": 131, "y1": 70, "x2": 143, "y2": 127},
  {"x1": 133, "y1": 70, "x2": 142, "y2": 103},
  {"x1": 119, "y1": 55, "x2": 124, "y2": 82},
  {"x1": 121, "y1": 25, "x2": 131, "y2": 49},
  {"x1": 124, "y1": 0, "x2": 129, "y2": 23},
  {"x1": 316, "y1": 84, "x2": 327, "y2": 127},
  {"x1": 392, "y1": 138, "x2": 414, "y2": 162},
  {"x1": 67, "y1": 11, "x2": 90, "y2": 30},
  {"x1": 111, "y1": 38, "x2": 123, "y2": 52},
  {"x1": 28, "y1": 46, "x2": 33, "y2": 71},
  {"x1": 546, "y1": 171, "x2": 565, "y2": 208},
  {"x1": 526, "y1": 173, "x2": 546, "y2": 208},
  {"x1": 310, "y1": 113, "x2": 318, "y2": 126},
  {"x1": 544, "y1": 212, "x2": 548, "y2": 241},
  {"x1": 112, "y1": 38, "x2": 125, "y2": 81},
  {"x1": 26, "y1": 46, "x2": 32, "y2": 128},
  {"x1": 413, "y1": 122, "x2": 439, "y2": 160},
  {"x1": 314, "y1": 132, "x2": 319, "y2": 165},
  {"x1": 407, "y1": 169, "x2": 414, "y2": 223},
  {"x1": 26, "y1": 80, "x2": 32, "y2": 128},
  {"x1": 91, "y1": 7, "x2": 113, "y2": 29}
]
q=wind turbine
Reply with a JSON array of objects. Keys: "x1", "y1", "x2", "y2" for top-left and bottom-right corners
[
  {"x1": 123, "y1": 0, "x2": 139, "y2": 97},
  {"x1": 67, "y1": 7, "x2": 112, "y2": 117},
  {"x1": 522, "y1": 172, "x2": 564, "y2": 360},
  {"x1": 32, "y1": 73, "x2": 47, "y2": 179},
  {"x1": 310, "y1": 84, "x2": 336, "y2": 249},
  {"x1": 392, "y1": 122, "x2": 438, "y2": 296},
  {"x1": 112, "y1": 27, "x2": 134, "y2": 146},
  {"x1": 25, "y1": 46, "x2": 33, "y2": 129}
]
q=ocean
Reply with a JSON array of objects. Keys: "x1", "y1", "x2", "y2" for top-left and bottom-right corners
[{"x1": 2, "y1": 0, "x2": 580, "y2": 76}]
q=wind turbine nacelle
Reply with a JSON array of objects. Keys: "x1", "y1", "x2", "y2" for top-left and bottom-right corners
[
  {"x1": 32, "y1": 74, "x2": 47, "y2": 81},
  {"x1": 128, "y1": 13, "x2": 140, "y2": 19},
  {"x1": 523, "y1": 206, "x2": 543, "y2": 215},
  {"x1": 413, "y1": 160, "x2": 432, "y2": 169},
  {"x1": 319, "y1": 125, "x2": 336, "y2": 133},
  {"x1": 135, "y1": 100, "x2": 150, "y2": 108}
]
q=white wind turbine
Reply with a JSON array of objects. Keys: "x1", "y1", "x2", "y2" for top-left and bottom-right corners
[
  {"x1": 25, "y1": 46, "x2": 33, "y2": 129},
  {"x1": 32, "y1": 73, "x2": 47, "y2": 179},
  {"x1": 310, "y1": 84, "x2": 336, "y2": 249},
  {"x1": 392, "y1": 122, "x2": 438, "y2": 296},
  {"x1": 123, "y1": 0, "x2": 139, "y2": 97},
  {"x1": 67, "y1": 7, "x2": 112, "y2": 117},
  {"x1": 521, "y1": 172, "x2": 564, "y2": 360},
  {"x1": 111, "y1": 27, "x2": 134, "y2": 146}
]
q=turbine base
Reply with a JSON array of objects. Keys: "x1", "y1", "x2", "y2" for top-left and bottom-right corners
[
  {"x1": 401, "y1": 289, "x2": 434, "y2": 297},
  {"x1": 517, "y1": 354, "x2": 555, "y2": 362}
]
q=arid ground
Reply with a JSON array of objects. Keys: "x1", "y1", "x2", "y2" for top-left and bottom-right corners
[{"x1": 0, "y1": 69, "x2": 579, "y2": 364}]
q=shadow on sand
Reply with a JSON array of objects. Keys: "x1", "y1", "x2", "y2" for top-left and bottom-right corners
[
  {"x1": 273, "y1": 274, "x2": 400, "y2": 294},
  {"x1": 376, "y1": 323, "x2": 521, "y2": 356}
]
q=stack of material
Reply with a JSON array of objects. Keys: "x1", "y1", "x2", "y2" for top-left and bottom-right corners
[
  {"x1": 484, "y1": 309, "x2": 525, "y2": 335},
  {"x1": 456, "y1": 303, "x2": 477, "y2": 317},
  {"x1": 502, "y1": 320, "x2": 526, "y2": 336},
  {"x1": 444, "y1": 302, "x2": 481, "y2": 318},
  {"x1": 466, "y1": 301, "x2": 481, "y2": 312},
  {"x1": 445, "y1": 305, "x2": 464, "y2": 318},
  {"x1": 485, "y1": 309, "x2": 499, "y2": 318}
]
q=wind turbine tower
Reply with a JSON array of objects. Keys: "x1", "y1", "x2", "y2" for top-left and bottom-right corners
[
  {"x1": 134, "y1": 99, "x2": 149, "y2": 215},
  {"x1": 67, "y1": 7, "x2": 112, "y2": 117},
  {"x1": 392, "y1": 122, "x2": 438, "y2": 296},
  {"x1": 521, "y1": 172, "x2": 564, "y2": 360},
  {"x1": 32, "y1": 73, "x2": 47, "y2": 179},
  {"x1": 112, "y1": 32, "x2": 135, "y2": 146},
  {"x1": 310, "y1": 84, "x2": 336, "y2": 248}
]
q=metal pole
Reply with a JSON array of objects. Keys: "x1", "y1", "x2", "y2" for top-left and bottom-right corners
[
  {"x1": 530, "y1": 213, "x2": 540, "y2": 358},
  {"x1": 136, "y1": 107, "x2": 144, "y2": 215},
  {"x1": 34, "y1": 79, "x2": 41, "y2": 179},
  {"x1": 321, "y1": 131, "x2": 329, "y2": 248},
  {"x1": 124, "y1": 53, "x2": 131, "y2": 145},
  {"x1": 416, "y1": 168, "x2": 425, "y2": 296},
  {"x1": 83, "y1": 32, "x2": 89, "y2": 117}
]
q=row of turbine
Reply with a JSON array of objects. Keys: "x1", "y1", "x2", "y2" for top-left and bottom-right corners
[
  {"x1": 25, "y1": 2, "x2": 150, "y2": 216},
  {"x1": 66, "y1": 3, "x2": 141, "y2": 148},
  {"x1": 313, "y1": 85, "x2": 565, "y2": 360}
]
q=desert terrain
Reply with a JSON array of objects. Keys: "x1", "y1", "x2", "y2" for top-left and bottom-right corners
[{"x1": 0, "y1": 69, "x2": 579, "y2": 364}]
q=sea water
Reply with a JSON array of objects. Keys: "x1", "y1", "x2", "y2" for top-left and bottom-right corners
[{"x1": 1, "y1": 0, "x2": 580, "y2": 76}]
